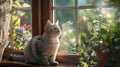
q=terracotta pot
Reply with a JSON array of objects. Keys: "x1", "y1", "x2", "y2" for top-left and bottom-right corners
[{"x1": 95, "y1": 48, "x2": 114, "y2": 67}]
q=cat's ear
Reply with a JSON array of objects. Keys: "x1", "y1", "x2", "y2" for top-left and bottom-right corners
[
  {"x1": 46, "y1": 20, "x2": 53, "y2": 26},
  {"x1": 55, "y1": 20, "x2": 59, "y2": 25}
]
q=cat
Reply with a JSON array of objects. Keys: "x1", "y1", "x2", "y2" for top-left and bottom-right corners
[{"x1": 24, "y1": 20, "x2": 61, "y2": 66}]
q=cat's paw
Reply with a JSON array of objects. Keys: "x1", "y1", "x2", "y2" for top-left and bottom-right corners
[
  {"x1": 50, "y1": 61, "x2": 59, "y2": 66},
  {"x1": 42, "y1": 62, "x2": 49, "y2": 66}
]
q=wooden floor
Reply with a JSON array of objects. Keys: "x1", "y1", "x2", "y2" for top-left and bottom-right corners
[{"x1": 0, "y1": 61, "x2": 77, "y2": 67}]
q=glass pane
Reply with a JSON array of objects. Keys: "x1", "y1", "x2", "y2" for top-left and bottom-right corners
[
  {"x1": 102, "y1": 0, "x2": 111, "y2": 3},
  {"x1": 54, "y1": 9, "x2": 77, "y2": 53},
  {"x1": 77, "y1": 7, "x2": 118, "y2": 54},
  {"x1": 54, "y1": 9, "x2": 75, "y2": 25},
  {"x1": 78, "y1": 8, "x2": 117, "y2": 40},
  {"x1": 78, "y1": 0, "x2": 118, "y2": 6},
  {"x1": 98, "y1": 0, "x2": 116, "y2": 7},
  {"x1": 102, "y1": 0, "x2": 117, "y2": 4},
  {"x1": 77, "y1": 8, "x2": 118, "y2": 66},
  {"x1": 78, "y1": 9, "x2": 98, "y2": 49},
  {"x1": 60, "y1": 21, "x2": 76, "y2": 53},
  {"x1": 54, "y1": 0, "x2": 75, "y2": 7},
  {"x1": 78, "y1": 0, "x2": 97, "y2": 6},
  {"x1": 8, "y1": 0, "x2": 32, "y2": 50}
]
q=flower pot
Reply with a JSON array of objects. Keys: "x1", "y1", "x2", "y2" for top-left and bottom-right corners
[{"x1": 95, "y1": 48, "x2": 114, "y2": 67}]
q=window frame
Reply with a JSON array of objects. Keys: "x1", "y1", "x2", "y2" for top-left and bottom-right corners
[{"x1": 32, "y1": 0, "x2": 53, "y2": 36}]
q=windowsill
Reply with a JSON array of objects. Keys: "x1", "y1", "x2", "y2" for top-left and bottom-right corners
[
  {"x1": 2, "y1": 48, "x2": 79, "y2": 67},
  {"x1": 0, "y1": 61, "x2": 77, "y2": 67}
]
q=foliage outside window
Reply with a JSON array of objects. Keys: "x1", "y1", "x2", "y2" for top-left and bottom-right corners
[{"x1": 53, "y1": 0, "x2": 120, "y2": 66}]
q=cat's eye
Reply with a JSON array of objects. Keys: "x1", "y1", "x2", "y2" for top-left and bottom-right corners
[
  {"x1": 53, "y1": 28, "x2": 58, "y2": 30},
  {"x1": 53, "y1": 28, "x2": 57, "y2": 30}
]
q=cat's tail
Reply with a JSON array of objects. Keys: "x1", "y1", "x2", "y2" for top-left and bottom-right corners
[{"x1": 9, "y1": 54, "x2": 25, "y2": 62}]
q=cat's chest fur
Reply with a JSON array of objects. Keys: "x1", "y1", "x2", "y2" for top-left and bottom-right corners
[
  {"x1": 41, "y1": 43, "x2": 59, "y2": 56},
  {"x1": 35, "y1": 35, "x2": 59, "y2": 56}
]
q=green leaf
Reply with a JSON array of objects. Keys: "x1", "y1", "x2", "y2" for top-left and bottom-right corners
[
  {"x1": 93, "y1": 20, "x2": 98, "y2": 23},
  {"x1": 102, "y1": 34, "x2": 107, "y2": 40},
  {"x1": 80, "y1": 33, "x2": 87, "y2": 39}
]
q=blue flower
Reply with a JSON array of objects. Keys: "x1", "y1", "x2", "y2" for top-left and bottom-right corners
[
  {"x1": 15, "y1": 28, "x2": 19, "y2": 33},
  {"x1": 15, "y1": 28, "x2": 23, "y2": 35},
  {"x1": 19, "y1": 28, "x2": 24, "y2": 34}
]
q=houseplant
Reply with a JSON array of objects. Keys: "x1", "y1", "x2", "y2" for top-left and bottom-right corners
[{"x1": 89, "y1": 20, "x2": 120, "y2": 67}]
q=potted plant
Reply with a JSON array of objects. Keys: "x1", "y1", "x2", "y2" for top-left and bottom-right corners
[{"x1": 89, "y1": 20, "x2": 120, "y2": 67}]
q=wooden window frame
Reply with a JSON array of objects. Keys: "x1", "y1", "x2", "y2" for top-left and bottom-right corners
[{"x1": 32, "y1": 0, "x2": 53, "y2": 36}]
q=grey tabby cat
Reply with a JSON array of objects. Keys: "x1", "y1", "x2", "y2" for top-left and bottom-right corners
[{"x1": 24, "y1": 20, "x2": 61, "y2": 66}]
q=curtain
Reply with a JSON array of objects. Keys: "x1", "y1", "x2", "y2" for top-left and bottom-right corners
[{"x1": 0, "y1": 0, "x2": 12, "y2": 62}]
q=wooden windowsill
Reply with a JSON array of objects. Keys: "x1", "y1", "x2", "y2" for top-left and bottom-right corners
[
  {"x1": 2, "y1": 48, "x2": 79, "y2": 67},
  {"x1": 0, "y1": 61, "x2": 77, "y2": 67}
]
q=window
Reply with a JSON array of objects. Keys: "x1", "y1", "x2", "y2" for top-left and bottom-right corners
[
  {"x1": 53, "y1": 0, "x2": 120, "y2": 54},
  {"x1": 1, "y1": 0, "x2": 120, "y2": 66}
]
